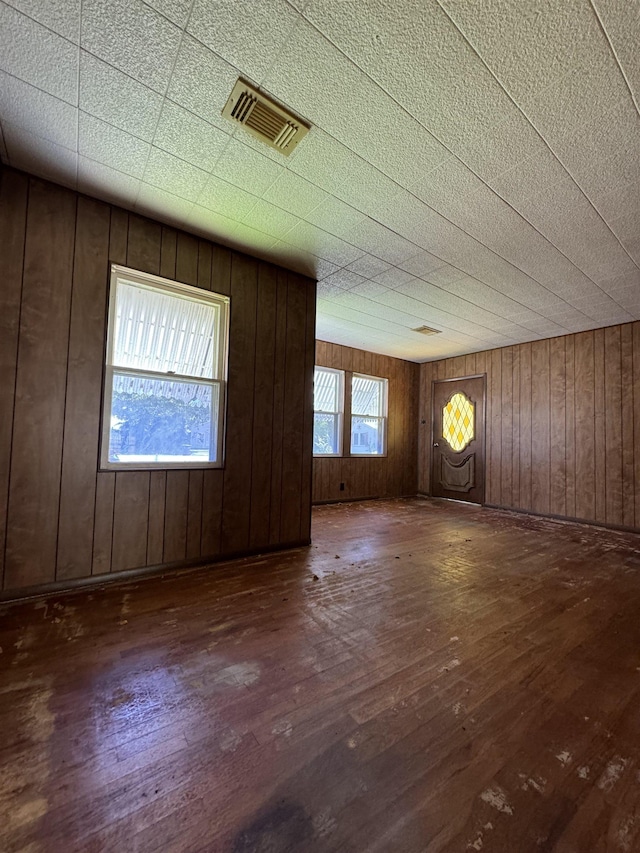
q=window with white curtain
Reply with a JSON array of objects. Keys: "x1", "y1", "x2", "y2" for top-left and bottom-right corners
[
  {"x1": 100, "y1": 265, "x2": 230, "y2": 469},
  {"x1": 313, "y1": 367, "x2": 344, "y2": 455},
  {"x1": 350, "y1": 373, "x2": 387, "y2": 455}
]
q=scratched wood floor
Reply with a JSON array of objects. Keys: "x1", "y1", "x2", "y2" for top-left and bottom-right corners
[{"x1": 2, "y1": 498, "x2": 640, "y2": 852}]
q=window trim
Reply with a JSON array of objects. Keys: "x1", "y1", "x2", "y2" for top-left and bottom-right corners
[
  {"x1": 312, "y1": 367, "x2": 388, "y2": 458},
  {"x1": 312, "y1": 366, "x2": 344, "y2": 457},
  {"x1": 349, "y1": 372, "x2": 388, "y2": 457},
  {"x1": 100, "y1": 264, "x2": 230, "y2": 471}
]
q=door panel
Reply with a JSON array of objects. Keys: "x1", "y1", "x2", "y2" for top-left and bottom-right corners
[{"x1": 431, "y1": 375, "x2": 485, "y2": 503}]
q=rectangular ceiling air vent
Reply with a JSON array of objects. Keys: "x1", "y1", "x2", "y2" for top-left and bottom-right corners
[
  {"x1": 412, "y1": 325, "x2": 442, "y2": 335},
  {"x1": 222, "y1": 79, "x2": 310, "y2": 156}
]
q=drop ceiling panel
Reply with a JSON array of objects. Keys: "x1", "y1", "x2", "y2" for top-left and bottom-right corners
[
  {"x1": 79, "y1": 52, "x2": 164, "y2": 141},
  {"x1": 79, "y1": 113, "x2": 150, "y2": 179},
  {"x1": 0, "y1": 0, "x2": 638, "y2": 363},
  {"x1": 2, "y1": 0, "x2": 80, "y2": 40},
  {"x1": 0, "y1": 3, "x2": 78, "y2": 102},
  {"x1": 0, "y1": 71, "x2": 77, "y2": 149},
  {"x1": 81, "y1": 0, "x2": 182, "y2": 94},
  {"x1": 154, "y1": 101, "x2": 230, "y2": 172}
]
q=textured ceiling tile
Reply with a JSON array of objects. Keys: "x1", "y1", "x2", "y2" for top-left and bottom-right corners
[
  {"x1": 262, "y1": 18, "x2": 450, "y2": 186},
  {"x1": 423, "y1": 264, "x2": 467, "y2": 288},
  {"x1": 346, "y1": 218, "x2": 419, "y2": 266},
  {"x1": 143, "y1": 147, "x2": 210, "y2": 202},
  {"x1": 78, "y1": 156, "x2": 140, "y2": 206},
  {"x1": 211, "y1": 137, "x2": 284, "y2": 196},
  {"x1": 455, "y1": 111, "x2": 551, "y2": 183},
  {"x1": 346, "y1": 255, "x2": 391, "y2": 278},
  {"x1": 410, "y1": 157, "x2": 487, "y2": 218},
  {"x1": 5, "y1": 123, "x2": 77, "y2": 188},
  {"x1": 135, "y1": 184, "x2": 194, "y2": 227},
  {"x1": 305, "y1": 196, "x2": 364, "y2": 236},
  {"x1": 593, "y1": 0, "x2": 640, "y2": 104},
  {"x1": 80, "y1": 52, "x2": 164, "y2": 141},
  {"x1": 81, "y1": 0, "x2": 182, "y2": 94},
  {"x1": 445, "y1": 276, "x2": 532, "y2": 319},
  {"x1": 398, "y1": 250, "x2": 446, "y2": 278},
  {"x1": 319, "y1": 270, "x2": 369, "y2": 291},
  {"x1": 285, "y1": 221, "x2": 362, "y2": 267},
  {"x1": 303, "y1": 0, "x2": 516, "y2": 150},
  {"x1": 167, "y1": 35, "x2": 240, "y2": 131},
  {"x1": 440, "y1": 0, "x2": 603, "y2": 104},
  {"x1": 373, "y1": 268, "x2": 416, "y2": 289},
  {"x1": 0, "y1": 4, "x2": 78, "y2": 103},
  {"x1": 0, "y1": 71, "x2": 77, "y2": 149},
  {"x1": 270, "y1": 242, "x2": 339, "y2": 279},
  {"x1": 348, "y1": 280, "x2": 392, "y2": 299},
  {"x1": 79, "y1": 112, "x2": 150, "y2": 178},
  {"x1": 372, "y1": 289, "x2": 495, "y2": 341},
  {"x1": 592, "y1": 178, "x2": 640, "y2": 228},
  {"x1": 2, "y1": 0, "x2": 80, "y2": 41},
  {"x1": 154, "y1": 101, "x2": 230, "y2": 172},
  {"x1": 487, "y1": 149, "x2": 569, "y2": 207},
  {"x1": 144, "y1": 0, "x2": 192, "y2": 27},
  {"x1": 239, "y1": 198, "x2": 301, "y2": 240},
  {"x1": 262, "y1": 171, "x2": 328, "y2": 218},
  {"x1": 188, "y1": 0, "x2": 301, "y2": 83},
  {"x1": 227, "y1": 223, "x2": 279, "y2": 254},
  {"x1": 197, "y1": 174, "x2": 259, "y2": 219},
  {"x1": 183, "y1": 204, "x2": 240, "y2": 241},
  {"x1": 554, "y1": 100, "x2": 640, "y2": 201}
]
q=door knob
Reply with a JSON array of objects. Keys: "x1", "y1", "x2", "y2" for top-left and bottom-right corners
[{"x1": 433, "y1": 442, "x2": 439, "y2": 447}]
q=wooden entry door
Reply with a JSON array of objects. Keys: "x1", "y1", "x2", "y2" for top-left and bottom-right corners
[{"x1": 431, "y1": 375, "x2": 485, "y2": 503}]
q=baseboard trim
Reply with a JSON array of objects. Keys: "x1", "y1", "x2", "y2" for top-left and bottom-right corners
[
  {"x1": 417, "y1": 492, "x2": 639, "y2": 534},
  {"x1": 313, "y1": 494, "x2": 417, "y2": 506},
  {"x1": 0, "y1": 539, "x2": 311, "y2": 604}
]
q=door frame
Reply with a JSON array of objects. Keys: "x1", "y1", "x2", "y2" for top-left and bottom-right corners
[{"x1": 430, "y1": 373, "x2": 487, "y2": 504}]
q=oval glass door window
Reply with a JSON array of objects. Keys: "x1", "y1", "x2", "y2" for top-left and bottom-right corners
[{"x1": 442, "y1": 392, "x2": 474, "y2": 452}]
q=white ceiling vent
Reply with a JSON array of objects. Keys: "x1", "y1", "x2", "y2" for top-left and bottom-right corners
[
  {"x1": 412, "y1": 325, "x2": 442, "y2": 335},
  {"x1": 222, "y1": 79, "x2": 310, "y2": 156}
]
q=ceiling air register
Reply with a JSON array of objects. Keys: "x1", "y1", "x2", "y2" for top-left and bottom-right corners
[{"x1": 222, "y1": 79, "x2": 310, "y2": 156}]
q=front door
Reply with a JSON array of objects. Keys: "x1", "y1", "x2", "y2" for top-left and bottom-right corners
[{"x1": 431, "y1": 375, "x2": 485, "y2": 504}]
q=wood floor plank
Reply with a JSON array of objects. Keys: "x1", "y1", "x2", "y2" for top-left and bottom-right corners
[{"x1": 2, "y1": 499, "x2": 640, "y2": 852}]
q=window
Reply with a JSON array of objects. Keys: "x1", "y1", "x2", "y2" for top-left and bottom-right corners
[
  {"x1": 101, "y1": 265, "x2": 229, "y2": 469},
  {"x1": 350, "y1": 373, "x2": 387, "y2": 455},
  {"x1": 313, "y1": 367, "x2": 343, "y2": 455},
  {"x1": 312, "y1": 368, "x2": 388, "y2": 457}
]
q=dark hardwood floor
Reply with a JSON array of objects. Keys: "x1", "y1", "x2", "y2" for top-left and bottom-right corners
[{"x1": 2, "y1": 498, "x2": 640, "y2": 852}]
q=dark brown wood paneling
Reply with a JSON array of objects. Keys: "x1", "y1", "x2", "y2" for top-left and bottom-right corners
[
  {"x1": 313, "y1": 341, "x2": 420, "y2": 502},
  {"x1": 222, "y1": 253, "x2": 258, "y2": 553},
  {"x1": 269, "y1": 270, "x2": 288, "y2": 544},
  {"x1": 56, "y1": 197, "x2": 111, "y2": 581},
  {"x1": 621, "y1": 324, "x2": 635, "y2": 528},
  {"x1": 112, "y1": 472, "x2": 150, "y2": 572},
  {"x1": 0, "y1": 170, "x2": 28, "y2": 590},
  {"x1": 280, "y1": 275, "x2": 308, "y2": 541},
  {"x1": 249, "y1": 264, "x2": 277, "y2": 550},
  {"x1": 549, "y1": 336, "x2": 566, "y2": 518},
  {"x1": 0, "y1": 168, "x2": 316, "y2": 595},
  {"x1": 574, "y1": 332, "x2": 596, "y2": 521},
  {"x1": 92, "y1": 472, "x2": 115, "y2": 575},
  {"x1": 419, "y1": 322, "x2": 640, "y2": 531},
  {"x1": 5, "y1": 179, "x2": 76, "y2": 589}
]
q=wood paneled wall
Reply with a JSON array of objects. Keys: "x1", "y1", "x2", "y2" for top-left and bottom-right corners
[
  {"x1": 418, "y1": 324, "x2": 640, "y2": 530},
  {"x1": 0, "y1": 169, "x2": 316, "y2": 596},
  {"x1": 313, "y1": 341, "x2": 420, "y2": 503}
]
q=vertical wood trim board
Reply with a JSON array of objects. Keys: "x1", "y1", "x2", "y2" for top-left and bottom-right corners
[
  {"x1": 0, "y1": 170, "x2": 316, "y2": 594},
  {"x1": 418, "y1": 323, "x2": 640, "y2": 531}
]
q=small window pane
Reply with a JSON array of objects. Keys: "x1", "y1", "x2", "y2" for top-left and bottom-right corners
[
  {"x1": 314, "y1": 367, "x2": 340, "y2": 412},
  {"x1": 351, "y1": 416, "x2": 384, "y2": 455},
  {"x1": 313, "y1": 413, "x2": 340, "y2": 454},
  {"x1": 109, "y1": 373, "x2": 218, "y2": 464},
  {"x1": 113, "y1": 281, "x2": 218, "y2": 378},
  {"x1": 352, "y1": 375, "x2": 383, "y2": 416},
  {"x1": 442, "y1": 392, "x2": 474, "y2": 452}
]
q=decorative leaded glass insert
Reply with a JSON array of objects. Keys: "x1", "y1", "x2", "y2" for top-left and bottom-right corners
[{"x1": 442, "y1": 392, "x2": 474, "y2": 452}]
